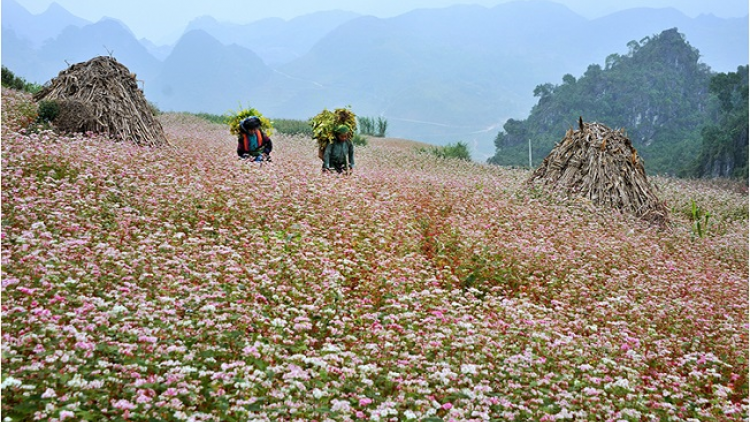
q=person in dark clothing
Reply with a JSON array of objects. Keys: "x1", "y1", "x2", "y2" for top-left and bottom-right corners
[
  {"x1": 322, "y1": 125, "x2": 355, "y2": 174},
  {"x1": 237, "y1": 116, "x2": 273, "y2": 161}
]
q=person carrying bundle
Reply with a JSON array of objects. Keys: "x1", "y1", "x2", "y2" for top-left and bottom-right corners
[
  {"x1": 322, "y1": 125, "x2": 355, "y2": 174},
  {"x1": 237, "y1": 116, "x2": 273, "y2": 161},
  {"x1": 311, "y1": 107, "x2": 357, "y2": 175}
]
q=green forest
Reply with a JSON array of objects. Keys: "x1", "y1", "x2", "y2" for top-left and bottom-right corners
[{"x1": 488, "y1": 28, "x2": 749, "y2": 180}]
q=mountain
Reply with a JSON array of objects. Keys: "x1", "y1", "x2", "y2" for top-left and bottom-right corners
[
  {"x1": 1, "y1": 28, "x2": 39, "y2": 78},
  {"x1": 582, "y1": 8, "x2": 748, "y2": 74},
  {"x1": 148, "y1": 30, "x2": 272, "y2": 114},
  {"x1": 1, "y1": 0, "x2": 90, "y2": 48},
  {"x1": 487, "y1": 28, "x2": 717, "y2": 176},
  {"x1": 1, "y1": 0, "x2": 746, "y2": 160},
  {"x1": 35, "y1": 18, "x2": 162, "y2": 84},
  {"x1": 184, "y1": 10, "x2": 360, "y2": 65},
  {"x1": 252, "y1": 1, "x2": 747, "y2": 158},
  {"x1": 252, "y1": 2, "x2": 593, "y2": 149}
]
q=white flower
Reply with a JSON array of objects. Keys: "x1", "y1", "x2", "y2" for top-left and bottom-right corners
[
  {"x1": 271, "y1": 318, "x2": 287, "y2": 327},
  {"x1": 613, "y1": 378, "x2": 631, "y2": 390},
  {"x1": 66, "y1": 374, "x2": 87, "y2": 388},
  {"x1": 109, "y1": 305, "x2": 128, "y2": 315},
  {"x1": 555, "y1": 408, "x2": 575, "y2": 419},
  {"x1": 461, "y1": 364, "x2": 478, "y2": 374},
  {"x1": 404, "y1": 410, "x2": 417, "y2": 420},
  {"x1": 714, "y1": 384, "x2": 732, "y2": 398},
  {"x1": 621, "y1": 408, "x2": 642, "y2": 419},
  {"x1": 200, "y1": 304, "x2": 216, "y2": 312},
  {"x1": 1, "y1": 377, "x2": 21, "y2": 389},
  {"x1": 330, "y1": 399, "x2": 351, "y2": 413}
]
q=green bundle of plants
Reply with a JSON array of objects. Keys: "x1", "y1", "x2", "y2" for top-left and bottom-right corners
[
  {"x1": 310, "y1": 107, "x2": 357, "y2": 152},
  {"x1": 226, "y1": 104, "x2": 274, "y2": 136}
]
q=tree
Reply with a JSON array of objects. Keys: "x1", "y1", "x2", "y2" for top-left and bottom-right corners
[
  {"x1": 487, "y1": 28, "x2": 715, "y2": 176},
  {"x1": 684, "y1": 65, "x2": 749, "y2": 180}
]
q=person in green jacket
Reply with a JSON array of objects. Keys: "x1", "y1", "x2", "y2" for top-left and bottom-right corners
[{"x1": 322, "y1": 125, "x2": 355, "y2": 174}]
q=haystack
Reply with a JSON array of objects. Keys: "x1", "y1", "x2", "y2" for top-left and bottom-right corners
[
  {"x1": 527, "y1": 118, "x2": 668, "y2": 225},
  {"x1": 33, "y1": 56, "x2": 168, "y2": 147}
]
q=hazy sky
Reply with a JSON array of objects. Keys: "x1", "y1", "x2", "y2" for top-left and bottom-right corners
[{"x1": 15, "y1": 0, "x2": 750, "y2": 44}]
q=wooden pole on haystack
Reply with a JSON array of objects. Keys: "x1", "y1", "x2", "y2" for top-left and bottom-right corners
[{"x1": 528, "y1": 139, "x2": 532, "y2": 168}]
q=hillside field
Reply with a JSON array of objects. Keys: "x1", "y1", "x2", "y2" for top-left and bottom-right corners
[{"x1": 1, "y1": 88, "x2": 748, "y2": 421}]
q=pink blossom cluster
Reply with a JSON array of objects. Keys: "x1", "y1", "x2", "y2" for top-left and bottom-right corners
[{"x1": 2, "y1": 88, "x2": 747, "y2": 421}]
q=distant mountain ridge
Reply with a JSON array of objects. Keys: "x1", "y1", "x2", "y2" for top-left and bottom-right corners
[
  {"x1": 184, "y1": 10, "x2": 361, "y2": 65},
  {"x1": 1, "y1": 0, "x2": 90, "y2": 47},
  {"x1": 1, "y1": 0, "x2": 747, "y2": 159}
]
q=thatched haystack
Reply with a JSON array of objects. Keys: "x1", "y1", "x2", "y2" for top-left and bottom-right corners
[
  {"x1": 50, "y1": 99, "x2": 98, "y2": 133},
  {"x1": 33, "y1": 56, "x2": 168, "y2": 147},
  {"x1": 527, "y1": 118, "x2": 669, "y2": 226}
]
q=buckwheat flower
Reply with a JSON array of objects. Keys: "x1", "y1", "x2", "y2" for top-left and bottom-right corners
[
  {"x1": 113, "y1": 399, "x2": 136, "y2": 410},
  {"x1": 136, "y1": 393, "x2": 153, "y2": 404},
  {"x1": 1, "y1": 377, "x2": 22, "y2": 389},
  {"x1": 109, "y1": 305, "x2": 127, "y2": 315},
  {"x1": 714, "y1": 384, "x2": 731, "y2": 398},
  {"x1": 66, "y1": 374, "x2": 86, "y2": 388},
  {"x1": 59, "y1": 410, "x2": 75, "y2": 420},
  {"x1": 555, "y1": 408, "x2": 575, "y2": 419},
  {"x1": 612, "y1": 378, "x2": 631, "y2": 390},
  {"x1": 41, "y1": 387, "x2": 57, "y2": 399},
  {"x1": 460, "y1": 364, "x2": 478, "y2": 374},
  {"x1": 359, "y1": 397, "x2": 373, "y2": 406},
  {"x1": 330, "y1": 399, "x2": 351, "y2": 413},
  {"x1": 621, "y1": 409, "x2": 642, "y2": 419}
]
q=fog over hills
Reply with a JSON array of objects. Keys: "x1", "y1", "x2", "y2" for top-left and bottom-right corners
[{"x1": 2, "y1": 0, "x2": 747, "y2": 159}]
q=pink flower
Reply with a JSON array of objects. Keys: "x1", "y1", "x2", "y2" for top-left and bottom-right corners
[
  {"x1": 359, "y1": 397, "x2": 373, "y2": 406},
  {"x1": 442, "y1": 402, "x2": 453, "y2": 410},
  {"x1": 356, "y1": 411, "x2": 366, "y2": 418},
  {"x1": 112, "y1": 399, "x2": 136, "y2": 410},
  {"x1": 59, "y1": 410, "x2": 75, "y2": 420}
]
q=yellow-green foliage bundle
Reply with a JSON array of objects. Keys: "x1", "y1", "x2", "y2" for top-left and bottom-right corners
[
  {"x1": 226, "y1": 105, "x2": 274, "y2": 136},
  {"x1": 310, "y1": 107, "x2": 357, "y2": 151}
]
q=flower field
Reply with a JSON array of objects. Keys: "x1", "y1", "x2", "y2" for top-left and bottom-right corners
[{"x1": 2, "y1": 87, "x2": 748, "y2": 421}]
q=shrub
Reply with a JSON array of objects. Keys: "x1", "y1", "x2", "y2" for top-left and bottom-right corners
[
  {"x1": 37, "y1": 100, "x2": 61, "y2": 123},
  {"x1": 359, "y1": 116, "x2": 375, "y2": 135},
  {"x1": 358, "y1": 116, "x2": 388, "y2": 137},
  {"x1": 1, "y1": 66, "x2": 42, "y2": 93},
  {"x1": 420, "y1": 141, "x2": 472, "y2": 161},
  {"x1": 352, "y1": 133, "x2": 368, "y2": 147},
  {"x1": 376, "y1": 117, "x2": 388, "y2": 137},
  {"x1": 274, "y1": 119, "x2": 313, "y2": 136}
]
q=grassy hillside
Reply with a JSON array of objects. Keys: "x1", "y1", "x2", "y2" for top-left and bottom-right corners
[{"x1": 2, "y1": 88, "x2": 748, "y2": 421}]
